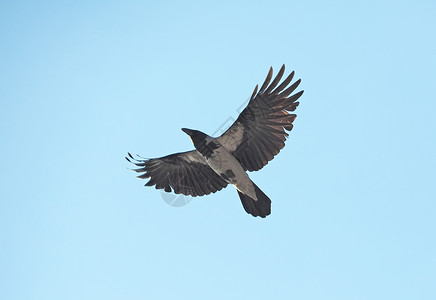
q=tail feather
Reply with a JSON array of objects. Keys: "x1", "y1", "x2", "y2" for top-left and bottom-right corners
[{"x1": 237, "y1": 182, "x2": 271, "y2": 218}]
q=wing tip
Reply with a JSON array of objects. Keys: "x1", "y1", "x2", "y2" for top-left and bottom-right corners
[
  {"x1": 259, "y1": 66, "x2": 274, "y2": 94},
  {"x1": 250, "y1": 84, "x2": 259, "y2": 100}
]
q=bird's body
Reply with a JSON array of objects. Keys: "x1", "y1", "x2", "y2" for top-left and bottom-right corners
[
  {"x1": 127, "y1": 65, "x2": 303, "y2": 218},
  {"x1": 191, "y1": 132, "x2": 257, "y2": 200}
]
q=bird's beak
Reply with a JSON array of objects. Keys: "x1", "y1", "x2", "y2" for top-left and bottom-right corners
[{"x1": 181, "y1": 128, "x2": 194, "y2": 136}]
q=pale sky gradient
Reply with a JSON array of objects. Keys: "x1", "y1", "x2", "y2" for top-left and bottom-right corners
[{"x1": 1, "y1": 1, "x2": 435, "y2": 299}]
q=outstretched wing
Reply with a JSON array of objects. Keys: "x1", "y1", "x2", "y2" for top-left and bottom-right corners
[
  {"x1": 217, "y1": 64, "x2": 303, "y2": 172},
  {"x1": 126, "y1": 150, "x2": 228, "y2": 197}
]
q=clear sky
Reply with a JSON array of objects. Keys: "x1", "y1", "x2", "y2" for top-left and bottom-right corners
[{"x1": 1, "y1": 1, "x2": 435, "y2": 299}]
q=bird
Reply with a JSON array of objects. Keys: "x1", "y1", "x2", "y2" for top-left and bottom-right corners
[{"x1": 126, "y1": 64, "x2": 303, "y2": 218}]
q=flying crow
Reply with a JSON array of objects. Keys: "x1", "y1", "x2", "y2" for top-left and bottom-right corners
[{"x1": 127, "y1": 64, "x2": 303, "y2": 218}]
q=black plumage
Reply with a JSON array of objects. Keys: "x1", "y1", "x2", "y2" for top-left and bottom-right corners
[
  {"x1": 127, "y1": 64, "x2": 303, "y2": 217},
  {"x1": 127, "y1": 151, "x2": 228, "y2": 197},
  {"x1": 217, "y1": 65, "x2": 303, "y2": 171}
]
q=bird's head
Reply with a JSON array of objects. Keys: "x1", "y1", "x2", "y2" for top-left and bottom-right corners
[{"x1": 182, "y1": 128, "x2": 208, "y2": 147}]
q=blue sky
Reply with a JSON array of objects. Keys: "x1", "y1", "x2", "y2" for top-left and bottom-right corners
[{"x1": 1, "y1": 1, "x2": 435, "y2": 299}]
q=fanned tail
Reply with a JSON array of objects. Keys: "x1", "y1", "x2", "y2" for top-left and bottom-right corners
[{"x1": 237, "y1": 182, "x2": 271, "y2": 218}]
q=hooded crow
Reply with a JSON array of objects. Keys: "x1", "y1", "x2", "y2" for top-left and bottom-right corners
[{"x1": 126, "y1": 64, "x2": 303, "y2": 218}]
